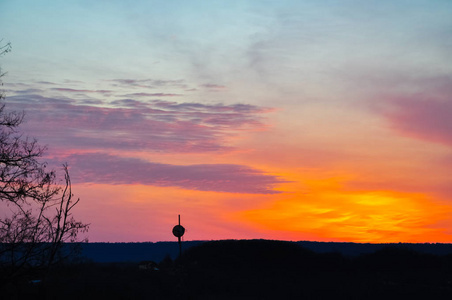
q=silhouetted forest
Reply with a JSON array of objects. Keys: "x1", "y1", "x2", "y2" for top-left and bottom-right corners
[
  {"x1": 78, "y1": 240, "x2": 452, "y2": 262},
  {"x1": 3, "y1": 240, "x2": 452, "y2": 299}
]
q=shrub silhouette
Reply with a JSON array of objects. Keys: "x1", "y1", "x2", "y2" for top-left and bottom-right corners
[
  {"x1": 358, "y1": 246, "x2": 442, "y2": 271},
  {"x1": 176, "y1": 239, "x2": 344, "y2": 298},
  {"x1": 179, "y1": 239, "x2": 316, "y2": 269}
]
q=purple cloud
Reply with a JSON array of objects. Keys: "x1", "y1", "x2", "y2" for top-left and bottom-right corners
[
  {"x1": 65, "y1": 153, "x2": 285, "y2": 194},
  {"x1": 150, "y1": 100, "x2": 270, "y2": 114},
  {"x1": 36, "y1": 81, "x2": 56, "y2": 85},
  {"x1": 51, "y1": 88, "x2": 112, "y2": 94},
  {"x1": 10, "y1": 88, "x2": 44, "y2": 94},
  {"x1": 6, "y1": 94, "x2": 272, "y2": 153}
]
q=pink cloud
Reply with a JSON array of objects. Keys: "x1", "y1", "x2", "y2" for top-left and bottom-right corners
[
  {"x1": 381, "y1": 97, "x2": 452, "y2": 146},
  {"x1": 201, "y1": 83, "x2": 226, "y2": 89}
]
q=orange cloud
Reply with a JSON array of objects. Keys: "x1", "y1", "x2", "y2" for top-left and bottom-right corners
[{"x1": 239, "y1": 178, "x2": 451, "y2": 243}]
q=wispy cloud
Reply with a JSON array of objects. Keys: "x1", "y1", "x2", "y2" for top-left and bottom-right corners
[
  {"x1": 200, "y1": 83, "x2": 227, "y2": 90},
  {"x1": 121, "y1": 92, "x2": 181, "y2": 97},
  {"x1": 66, "y1": 153, "x2": 285, "y2": 194},
  {"x1": 51, "y1": 88, "x2": 112, "y2": 94},
  {"x1": 36, "y1": 81, "x2": 57, "y2": 85},
  {"x1": 10, "y1": 88, "x2": 45, "y2": 94},
  {"x1": 108, "y1": 79, "x2": 187, "y2": 89}
]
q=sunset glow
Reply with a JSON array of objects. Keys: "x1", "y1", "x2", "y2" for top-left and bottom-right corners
[{"x1": 1, "y1": 0, "x2": 451, "y2": 243}]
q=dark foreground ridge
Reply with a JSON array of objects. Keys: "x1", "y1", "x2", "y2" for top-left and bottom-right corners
[{"x1": 4, "y1": 239, "x2": 452, "y2": 299}]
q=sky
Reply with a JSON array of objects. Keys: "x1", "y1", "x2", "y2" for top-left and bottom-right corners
[{"x1": 1, "y1": 0, "x2": 451, "y2": 243}]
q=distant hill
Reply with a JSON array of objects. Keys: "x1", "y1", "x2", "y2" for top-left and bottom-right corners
[
  {"x1": 297, "y1": 241, "x2": 452, "y2": 256},
  {"x1": 77, "y1": 240, "x2": 452, "y2": 263},
  {"x1": 13, "y1": 239, "x2": 452, "y2": 299},
  {"x1": 176, "y1": 240, "x2": 452, "y2": 299},
  {"x1": 77, "y1": 241, "x2": 204, "y2": 263}
]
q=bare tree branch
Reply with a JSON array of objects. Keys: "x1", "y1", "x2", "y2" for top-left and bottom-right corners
[{"x1": 0, "y1": 42, "x2": 89, "y2": 285}]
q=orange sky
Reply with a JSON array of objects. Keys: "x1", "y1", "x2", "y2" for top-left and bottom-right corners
[{"x1": 2, "y1": 0, "x2": 452, "y2": 243}]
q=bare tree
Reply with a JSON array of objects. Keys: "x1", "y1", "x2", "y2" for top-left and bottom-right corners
[
  {"x1": 0, "y1": 40, "x2": 12, "y2": 103},
  {"x1": 0, "y1": 42, "x2": 88, "y2": 283}
]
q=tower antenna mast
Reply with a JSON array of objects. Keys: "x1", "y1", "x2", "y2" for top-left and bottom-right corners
[{"x1": 172, "y1": 214, "x2": 185, "y2": 257}]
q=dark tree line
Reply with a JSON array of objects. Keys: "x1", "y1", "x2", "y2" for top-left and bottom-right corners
[{"x1": 0, "y1": 41, "x2": 88, "y2": 284}]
